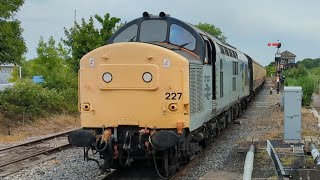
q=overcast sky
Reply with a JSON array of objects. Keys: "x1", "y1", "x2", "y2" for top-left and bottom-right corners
[{"x1": 16, "y1": 0, "x2": 320, "y2": 66}]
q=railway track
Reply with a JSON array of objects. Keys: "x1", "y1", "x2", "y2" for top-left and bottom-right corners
[
  {"x1": 0, "y1": 128, "x2": 80, "y2": 177},
  {"x1": 95, "y1": 147, "x2": 214, "y2": 180},
  {"x1": 95, "y1": 136, "x2": 227, "y2": 180},
  {"x1": 170, "y1": 152, "x2": 206, "y2": 180}
]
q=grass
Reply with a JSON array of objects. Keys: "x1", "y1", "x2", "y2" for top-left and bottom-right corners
[
  {"x1": 280, "y1": 155, "x2": 295, "y2": 166},
  {"x1": 255, "y1": 151, "x2": 270, "y2": 166},
  {"x1": 0, "y1": 114, "x2": 80, "y2": 143}
]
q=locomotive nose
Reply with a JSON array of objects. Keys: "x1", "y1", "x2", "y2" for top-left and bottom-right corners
[{"x1": 79, "y1": 42, "x2": 189, "y2": 129}]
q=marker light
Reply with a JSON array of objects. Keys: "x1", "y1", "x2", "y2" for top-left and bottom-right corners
[
  {"x1": 102, "y1": 72, "x2": 112, "y2": 83},
  {"x1": 142, "y1": 72, "x2": 152, "y2": 83},
  {"x1": 143, "y1": 12, "x2": 150, "y2": 18},
  {"x1": 159, "y1": 12, "x2": 166, "y2": 17}
]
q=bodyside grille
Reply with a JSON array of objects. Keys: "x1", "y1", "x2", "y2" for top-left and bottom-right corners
[{"x1": 190, "y1": 64, "x2": 203, "y2": 114}]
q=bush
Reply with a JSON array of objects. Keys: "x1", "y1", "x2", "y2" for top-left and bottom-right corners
[
  {"x1": 0, "y1": 79, "x2": 65, "y2": 123},
  {"x1": 283, "y1": 64, "x2": 317, "y2": 106},
  {"x1": 283, "y1": 65, "x2": 308, "y2": 78},
  {"x1": 60, "y1": 87, "x2": 78, "y2": 114},
  {"x1": 299, "y1": 77, "x2": 315, "y2": 106},
  {"x1": 284, "y1": 76, "x2": 315, "y2": 106}
]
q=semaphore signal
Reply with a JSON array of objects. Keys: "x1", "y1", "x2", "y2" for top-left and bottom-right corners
[{"x1": 268, "y1": 42, "x2": 281, "y2": 48}]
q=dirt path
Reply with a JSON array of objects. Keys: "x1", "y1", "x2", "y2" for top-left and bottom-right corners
[{"x1": 312, "y1": 93, "x2": 320, "y2": 112}]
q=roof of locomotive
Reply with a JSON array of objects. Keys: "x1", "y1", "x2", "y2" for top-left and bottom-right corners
[
  {"x1": 108, "y1": 13, "x2": 208, "y2": 59},
  {"x1": 108, "y1": 12, "x2": 253, "y2": 64}
]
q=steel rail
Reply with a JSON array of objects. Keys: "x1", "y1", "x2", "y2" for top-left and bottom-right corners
[{"x1": 0, "y1": 128, "x2": 80, "y2": 152}]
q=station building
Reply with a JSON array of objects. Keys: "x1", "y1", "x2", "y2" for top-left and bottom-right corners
[{"x1": 0, "y1": 63, "x2": 15, "y2": 84}]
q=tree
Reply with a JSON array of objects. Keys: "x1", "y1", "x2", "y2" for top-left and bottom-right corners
[
  {"x1": 196, "y1": 23, "x2": 227, "y2": 42},
  {"x1": 283, "y1": 64, "x2": 316, "y2": 106},
  {"x1": 24, "y1": 36, "x2": 76, "y2": 90},
  {"x1": 0, "y1": 0, "x2": 24, "y2": 18},
  {"x1": 63, "y1": 13, "x2": 121, "y2": 72},
  {"x1": 298, "y1": 58, "x2": 320, "y2": 69},
  {"x1": 265, "y1": 61, "x2": 276, "y2": 77},
  {"x1": 0, "y1": 0, "x2": 27, "y2": 65},
  {"x1": 18, "y1": 36, "x2": 78, "y2": 113},
  {"x1": 284, "y1": 64, "x2": 308, "y2": 78}
]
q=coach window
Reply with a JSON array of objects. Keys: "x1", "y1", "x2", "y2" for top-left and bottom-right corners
[
  {"x1": 169, "y1": 24, "x2": 196, "y2": 51},
  {"x1": 140, "y1": 20, "x2": 167, "y2": 42},
  {"x1": 114, "y1": 24, "x2": 138, "y2": 42}
]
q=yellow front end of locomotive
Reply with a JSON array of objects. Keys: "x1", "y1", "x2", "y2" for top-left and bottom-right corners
[{"x1": 79, "y1": 42, "x2": 190, "y2": 129}]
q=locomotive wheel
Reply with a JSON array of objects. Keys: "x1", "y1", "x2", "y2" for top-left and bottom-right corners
[
  {"x1": 100, "y1": 140, "x2": 114, "y2": 173},
  {"x1": 164, "y1": 150, "x2": 170, "y2": 177},
  {"x1": 162, "y1": 148, "x2": 177, "y2": 178},
  {"x1": 223, "y1": 115, "x2": 228, "y2": 129},
  {"x1": 154, "y1": 148, "x2": 178, "y2": 179}
]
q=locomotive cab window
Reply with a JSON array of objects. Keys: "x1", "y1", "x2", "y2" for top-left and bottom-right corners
[
  {"x1": 140, "y1": 20, "x2": 167, "y2": 42},
  {"x1": 203, "y1": 38, "x2": 212, "y2": 64},
  {"x1": 169, "y1": 24, "x2": 196, "y2": 51},
  {"x1": 114, "y1": 24, "x2": 138, "y2": 42}
]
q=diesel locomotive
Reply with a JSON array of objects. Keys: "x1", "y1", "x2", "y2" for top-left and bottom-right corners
[{"x1": 68, "y1": 12, "x2": 266, "y2": 178}]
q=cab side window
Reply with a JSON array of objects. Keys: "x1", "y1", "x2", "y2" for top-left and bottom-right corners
[{"x1": 204, "y1": 40, "x2": 212, "y2": 64}]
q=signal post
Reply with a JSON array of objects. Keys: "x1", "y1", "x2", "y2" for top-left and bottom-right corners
[{"x1": 268, "y1": 42, "x2": 282, "y2": 93}]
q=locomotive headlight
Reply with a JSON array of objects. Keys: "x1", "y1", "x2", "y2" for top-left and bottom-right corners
[
  {"x1": 169, "y1": 103, "x2": 178, "y2": 112},
  {"x1": 82, "y1": 103, "x2": 90, "y2": 111},
  {"x1": 102, "y1": 72, "x2": 112, "y2": 83},
  {"x1": 142, "y1": 72, "x2": 152, "y2": 83}
]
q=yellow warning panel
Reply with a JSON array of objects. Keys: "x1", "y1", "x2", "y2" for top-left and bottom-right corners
[{"x1": 98, "y1": 64, "x2": 159, "y2": 90}]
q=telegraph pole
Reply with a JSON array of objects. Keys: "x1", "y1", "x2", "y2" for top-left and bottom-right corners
[{"x1": 73, "y1": 9, "x2": 77, "y2": 30}]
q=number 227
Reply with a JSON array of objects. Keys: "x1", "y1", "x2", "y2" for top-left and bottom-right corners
[{"x1": 165, "y1": 93, "x2": 182, "y2": 100}]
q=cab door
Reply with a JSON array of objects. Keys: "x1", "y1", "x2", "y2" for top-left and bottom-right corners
[{"x1": 202, "y1": 36, "x2": 217, "y2": 111}]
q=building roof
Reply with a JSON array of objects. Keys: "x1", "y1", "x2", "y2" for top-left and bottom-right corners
[
  {"x1": 281, "y1": 50, "x2": 296, "y2": 59},
  {"x1": 0, "y1": 63, "x2": 15, "y2": 67}
]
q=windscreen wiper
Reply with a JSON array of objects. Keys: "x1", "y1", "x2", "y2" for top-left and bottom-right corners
[
  {"x1": 178, "y1": 42, "x2": 191, "y2": 48},
  {"x1": 129, "y1": 36, "x2": 136, "y2": 42}
]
